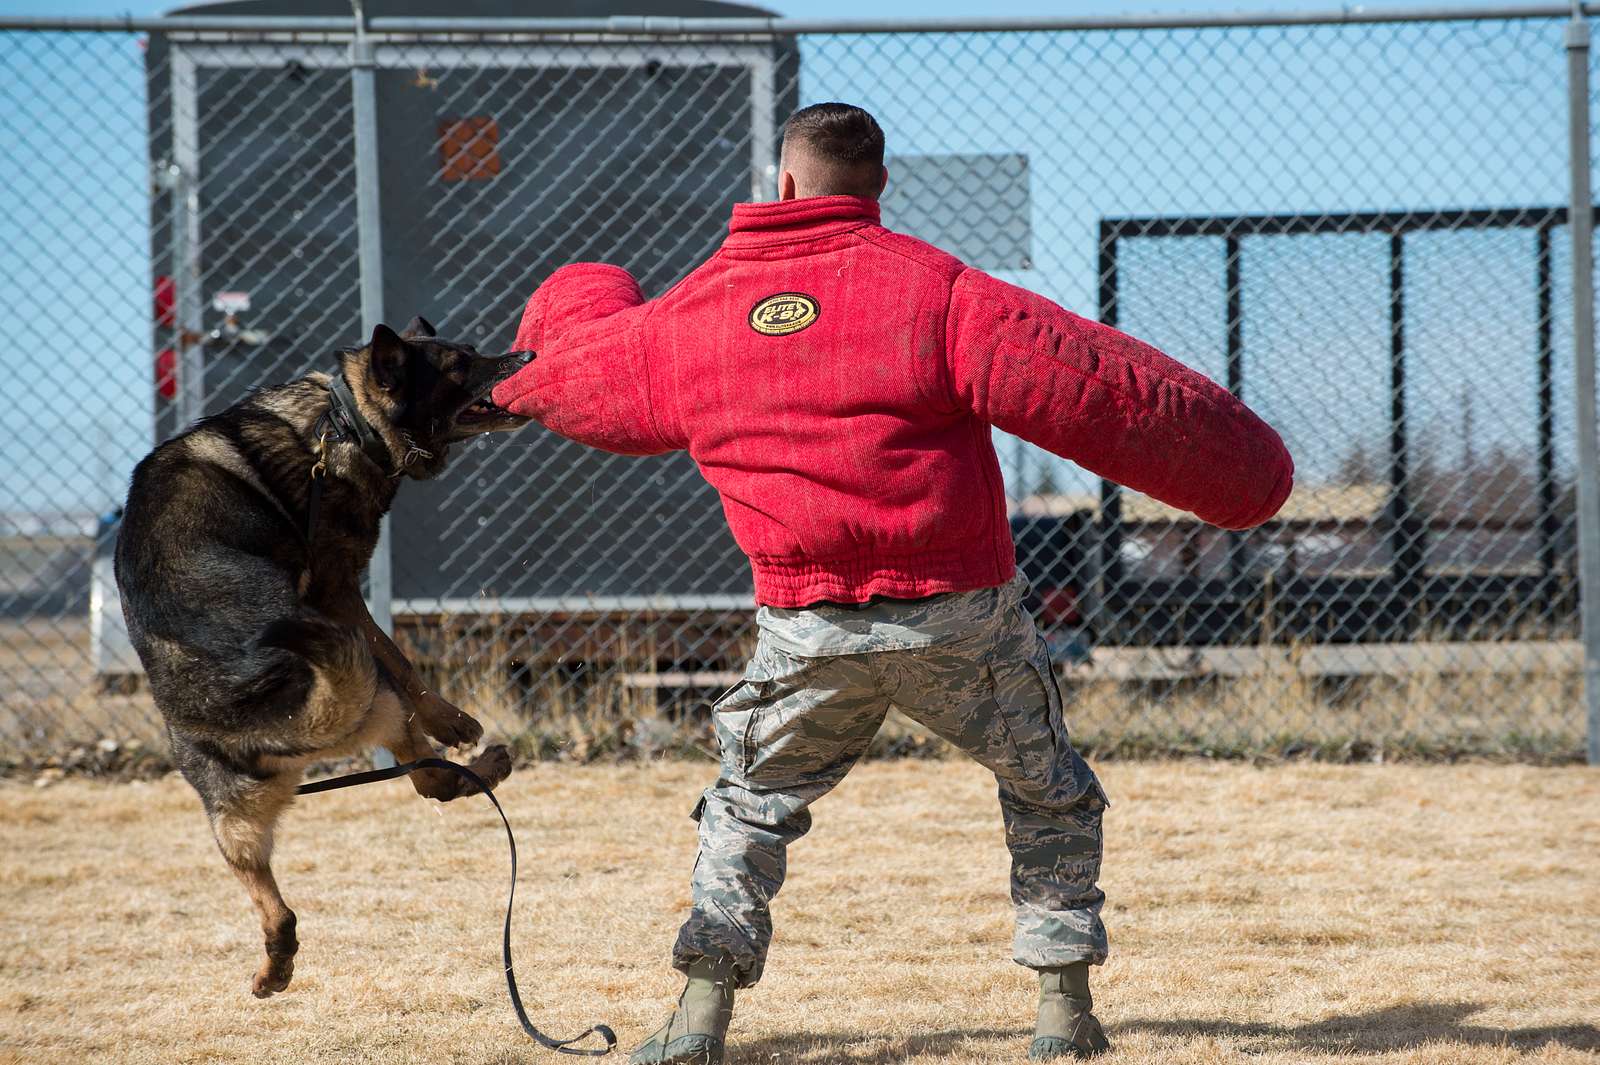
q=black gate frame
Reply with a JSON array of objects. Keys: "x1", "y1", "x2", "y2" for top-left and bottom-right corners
[{"x1": 1095, "y1": 205, "x2": 1573, "y2": 645}]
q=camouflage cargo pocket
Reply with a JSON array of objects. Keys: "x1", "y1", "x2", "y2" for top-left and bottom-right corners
[
  {"x1": 711, "y1": 651, "x2": 776, "y2": 776},
  {"x1": 983, "y1": 628, "x2": 1075, "y2": 792}
]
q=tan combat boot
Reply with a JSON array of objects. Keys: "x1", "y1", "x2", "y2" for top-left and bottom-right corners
[
  {"x1": 1029, "y1": 962, "x2": 1111, "y2": 1060},
  {"x1": 629, "y1": 958, "x2": 736, "y2": 1065}
]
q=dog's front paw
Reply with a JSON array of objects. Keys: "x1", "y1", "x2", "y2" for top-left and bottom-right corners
[
  {"x1": 409, "y1": 743, "x2": 513, "y2": 802},
  {"x1": 414, "y1": 691, "x2": 483, "y2": 748},
  {"x1": 465, "y1": 743, "x2": 513, "y2": 792}
]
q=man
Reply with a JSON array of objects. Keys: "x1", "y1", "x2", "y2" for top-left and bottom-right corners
[{"x1": 492, "y1": 103, "x2": 1292, "y2": 1063}]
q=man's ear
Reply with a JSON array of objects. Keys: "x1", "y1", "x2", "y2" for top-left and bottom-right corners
[
  {"x1": 778, "y1": 170, "x2": 797, "y2": 201},
  {"x1": 369, "y1": 323, "x2": 408, "y2": 395},
  {"x1": 877, "y1": 165, "x2": 889, "y2": 197},
  {"x1": 401, "y1": 315, "x2": 437, "y2": 339}
]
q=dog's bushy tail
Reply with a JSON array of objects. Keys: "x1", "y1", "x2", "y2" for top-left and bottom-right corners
[
  {"x1": 258, "y1": 612, "x2": 358, "y2": 665},
  {"x1": 257, "y1": 612, "x2": 376, "y2": 749}
]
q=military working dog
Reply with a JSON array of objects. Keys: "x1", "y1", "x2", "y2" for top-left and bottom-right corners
[{"x1": 115, "y1": 317, "x2": 531, "y2": 999}]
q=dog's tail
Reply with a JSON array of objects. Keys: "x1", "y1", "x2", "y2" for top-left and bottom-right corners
[
  {"x1": 257, "y1": 612, "x2": 377, "y2": 749},
  {"x1": 258, "y1": 612, "x2": 363, "y2": 667}
]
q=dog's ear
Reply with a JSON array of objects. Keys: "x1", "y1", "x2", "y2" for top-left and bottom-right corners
[
  {"x1": 401, "y1": 315, "x2": 437, "y2": 339},
  {"x1": 369, "y1": 323, "x2": 409, "y2": 395}
]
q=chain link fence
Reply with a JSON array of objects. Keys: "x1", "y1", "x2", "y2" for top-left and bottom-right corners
[{"x1": 3, "y1": 8, "x2": 1598, "y2": 768}]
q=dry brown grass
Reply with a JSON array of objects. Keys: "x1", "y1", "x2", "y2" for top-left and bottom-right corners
[
  {"x1": 0, "y1": 619, "x2": 167, "y2": 759},
  {"x1": 1061, "y1": 667, "x2": 1586, "y2": 759},
  {"x1": 2, "y1": 761, "x2": 1598, "y2": 1065}
]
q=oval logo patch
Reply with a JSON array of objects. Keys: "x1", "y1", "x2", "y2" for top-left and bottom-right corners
[{"x1": 748, "y1": 292, "x2": 820, "y2": 336}]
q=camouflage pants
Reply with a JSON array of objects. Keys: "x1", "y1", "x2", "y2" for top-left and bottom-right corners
[{"x1": 672, "y1": 579, "x2": 1108, "y2": 988}]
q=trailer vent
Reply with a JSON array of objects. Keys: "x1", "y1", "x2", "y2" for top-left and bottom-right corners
[{"x1": 438, "y1": 117, "x2": 500, "y2": 181}]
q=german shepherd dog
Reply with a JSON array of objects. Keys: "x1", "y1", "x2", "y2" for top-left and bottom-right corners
[{"x1": 115, "y1": 318, "x2": 530, "y2": 998}]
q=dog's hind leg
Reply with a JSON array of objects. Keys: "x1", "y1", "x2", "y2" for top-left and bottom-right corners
[{"x1": 208, "y1": 773, "x2": 301, "y2": 998}]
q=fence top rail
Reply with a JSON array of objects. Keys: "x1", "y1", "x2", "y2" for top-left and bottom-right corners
[
  {"x1": 1102, "y1": 204, "x2": 1579, "y2": 240},
  {"x1": 0, "y1": 3, "x2": 1587, "y2": 36}
]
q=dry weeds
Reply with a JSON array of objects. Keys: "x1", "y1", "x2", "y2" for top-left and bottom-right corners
[
  {"x1": 427, "y1": 621, "x2": 1586, "y2": 762},
  {"x1": 2, "y1": 761, "x2": 1597, "y2": 1064},
  {"x1": 1, "y1": 616, "x2": 1586, "y2": 763}
]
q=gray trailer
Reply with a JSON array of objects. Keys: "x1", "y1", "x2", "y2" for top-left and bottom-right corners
[{"x1": 141, "y1": 0, "x2": 796, "y2": 626}]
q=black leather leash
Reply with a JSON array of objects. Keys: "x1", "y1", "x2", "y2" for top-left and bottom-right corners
[{"x1": 296, "y1": 756, "x2": 618, "y2": 1056}]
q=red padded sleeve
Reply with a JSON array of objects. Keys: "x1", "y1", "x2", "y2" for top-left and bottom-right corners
[
  {"x1": 491, "y1": 263, "x2": 680, "y2": 456},
  {"x1": 945, "y1": 268, "x2": 1293, "y2": 530}
]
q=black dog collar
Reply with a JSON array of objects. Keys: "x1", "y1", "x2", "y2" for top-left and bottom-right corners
[
  {"x1": 303, "y1": 371, "x2": 393, "y2": 544},
  {"x1": 319, "y1": 371, "x2": 393, "y2": 475}
]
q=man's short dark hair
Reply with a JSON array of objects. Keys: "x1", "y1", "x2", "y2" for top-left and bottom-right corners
[{"x1": 781, "y1": 102, "x2": 885, "y2": 197}]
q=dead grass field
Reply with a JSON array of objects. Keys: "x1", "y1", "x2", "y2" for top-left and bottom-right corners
[{"x1": 2, "y1": 761, "x2": 1598, "y2": 1065}]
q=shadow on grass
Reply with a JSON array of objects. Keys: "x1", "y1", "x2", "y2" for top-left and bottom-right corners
[
  {"x1": 1120, "y1": 1001, "x2": 1600, "y2": 1055},
  {"x1": 728, "y1": 1004, "x2": 1600, "y2": 1061},
  {"x1": 735, "y1": 1026, "x2": 1026, "y2": 1063}
]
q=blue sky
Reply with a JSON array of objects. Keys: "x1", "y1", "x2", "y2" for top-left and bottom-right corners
[{"x1": 0, "y1": 0, "x2": 1580, "y2": 519}]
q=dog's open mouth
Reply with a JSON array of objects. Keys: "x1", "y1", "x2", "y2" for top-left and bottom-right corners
[
  {"x1": 448, "y1": 395, "x2": 529, "y2": 440},
  {"x1": 455, "y1": 396, "x2": 512, "y2": 426}
]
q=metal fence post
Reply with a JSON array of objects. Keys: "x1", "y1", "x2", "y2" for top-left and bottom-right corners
[
  {"x1": 1537, "y1": 226, "x2": 1560, "y2": 594},
  {"x1": 1566, "y1": 4, "x2": 1600, "y2": 765},
  {"x1": 350, "y1": 17, "x2": 392, "y2": 634},
  {"x1": 749, "y1": 57, "x2": 778, "y2": 200},
  {"x1": 1224, "y1": 235, "x2": 1248, "y2": 584},
  {"x1": 1094, "y1": 221, "x2": 1123, "y2": 644},
  {"x1": 1388, "y1": 231, "x2": 1425, "y2": 639},
  {"x1": 169, "y1": 47, "x2": 204, "y2": 431}
]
